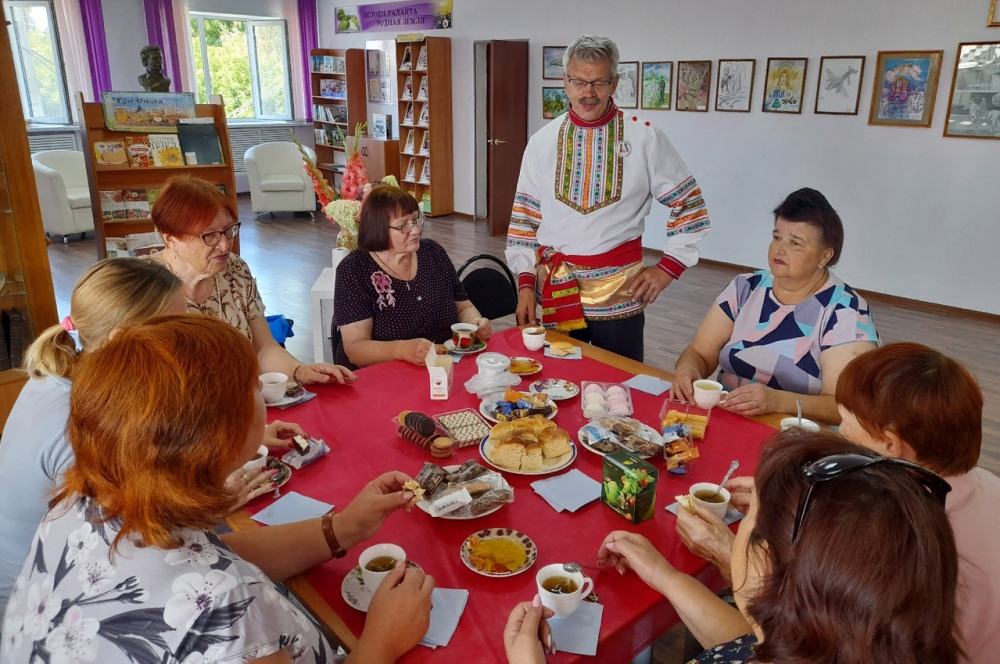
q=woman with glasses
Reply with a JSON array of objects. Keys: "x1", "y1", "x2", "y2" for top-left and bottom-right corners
[
  {"x1": 599, "y1": 429, "x2": 960, "y2": 664},
  {"x1": 334, "y1": 186, "x2": 492, "y2": 369},
  {"x1": 148, "y1": 176, "x2": 355, "y2": 386}
]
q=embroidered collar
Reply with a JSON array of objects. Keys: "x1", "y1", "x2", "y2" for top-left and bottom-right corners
[{"x1": 568, "y1": 101, "x2": 619, "y2": 128}]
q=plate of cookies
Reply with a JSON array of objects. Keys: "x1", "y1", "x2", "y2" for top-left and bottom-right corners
[
  {"x1": 480, "y1": 416, "x2": 577, "y2": 476},
  {"x1": 434, "y1": 409, "x2": 492, "y2": 448},
  {"x1": 411, "y1": 460, "x2": 514, "y2": 520}
]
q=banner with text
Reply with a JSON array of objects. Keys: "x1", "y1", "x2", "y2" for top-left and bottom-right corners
[{"x1": 335, "y1": 1, "x2": 453, "y2": 33}]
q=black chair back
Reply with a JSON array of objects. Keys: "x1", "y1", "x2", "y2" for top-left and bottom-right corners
[{"x1": 456, "y1": 254, "x2": 518, "y2": 321}]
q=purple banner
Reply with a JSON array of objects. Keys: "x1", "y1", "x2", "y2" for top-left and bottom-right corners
[{"x1": 334, "y1": 1, "x2": 452, "y2": 34}]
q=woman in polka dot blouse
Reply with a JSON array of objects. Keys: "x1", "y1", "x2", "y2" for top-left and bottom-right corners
[{"x1": 334, "y1": 186, "x2": 492, "y2": 369}]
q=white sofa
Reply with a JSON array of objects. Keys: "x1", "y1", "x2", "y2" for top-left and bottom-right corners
[
  {"x1": 244, "y1": 142, "x2": 317, "y2": 217},
  {"x1": 31, "y1": 150, "x2": 94, "y2": 242}
]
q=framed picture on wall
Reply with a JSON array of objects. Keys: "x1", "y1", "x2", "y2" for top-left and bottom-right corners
[
  {"x1": 868, "y1": 50, "x2": 943, "y2": 127},
  {"x1": 543, "y1": 46, "x2": 567, "y2": 80},
  {"x1": 614, "y1": 61, "x2": 640, "y2": 108},
  {"x1": 815, "y1": 56, "x2": 866, "y2": 115},
  {"x1": 641, "y1": 61, "x2": 673, "y2": 110},
  {"x1": 676, "y1": 61, "x2": 712, "y2": 112},
  {"x1": 989, "y1": 0, "x2": 999, "y2": 26},
  {"x1": 762, "y1": 58, "x2": 808, "y2": 113},
  {"x1": 715, "y1": 59, "x2": 755, "y2": 112},
  {"x1": 943, "y1": 42, "x2": 1000, "y2": 140},
  {"x1": 542, "y1": 87, "x2": 569, "y2": 119}
]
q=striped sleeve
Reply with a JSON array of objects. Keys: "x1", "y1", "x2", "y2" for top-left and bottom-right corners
[
  {"x1": 505, "y1": 143, "x2": 543, "y2": 290},
  {"x1": 650, "y1": 128, "x2": 710, "y2": 279}
]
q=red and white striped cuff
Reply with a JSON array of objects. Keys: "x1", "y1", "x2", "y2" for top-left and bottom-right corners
[
  {"x1": 518, "y1": 272, "x2": 537, "y2": 290},
  {"x1": 656, "y1": 255, "x2": 687, "y2": 280}
]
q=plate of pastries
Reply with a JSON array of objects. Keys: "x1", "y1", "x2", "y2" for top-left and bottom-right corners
[{"x1": 480, "y1": 415, "x2": 576, "y2": 475}]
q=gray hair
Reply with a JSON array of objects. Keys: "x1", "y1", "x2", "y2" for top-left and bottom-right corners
[{"x1": 563, "y1": 35, "x2": 619, "y2": 79}]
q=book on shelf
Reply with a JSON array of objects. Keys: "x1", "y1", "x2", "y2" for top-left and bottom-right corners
[
  {"x1": 418, "y1": 130, "x2": 430, "y2": 156},
  {"x1": 399, "y1": 45, "x2": 412, "y2": 71},
  {"x1": 148, "y1": 134, "x2": 185, "y2": 167},
  {"x1": 334, "y1": 56, "x2": 346, "y2": 74},
  {"x1": 401, "y1": 75, "x2": 413, "y2": 101},
  {"x1": 105, "y1": 232, "x2": 164, "y2": 258},
  {"x1": 404, "y1": 156, "x2": 416, "y2": 182},
  {"x1": 379, "y1": 79, "x2": 392, "y2": 103},
  {"x1": 417, "y1": 103, "x2": 430, "y2": 126},
  {"x1": 403, "y1": 103, "x2": 414, "y2": 125},
  {"x1": 122, "y1": 189, "x2": 151, "y2": 219},
  {"x1": 311, "y1": 54, "x2": 323, "y2": 72},
  {"x1": 94, "y1": 141, "x2": 127, "y2": 166},
  {"x1": 418, "y1": 158, "x2": 431, "y2": 184},
  {"x1": 177, "y1": 120, "x2": 224, "y2": 165},
  {"x1": 416, "y1": 76, "x2": 428, "y2": 101},
  {"x1": 320, "y1": 55, "x2": 335, "y2": 73},
  {"x1": 320, "y1": 79, "x2": 346, "y2": 99},
  {"x1": 420, "y1": 192, "x2": 431, "y2": 213},
  {"x1": 403, "y1": 130, "x2": 414, "y2": 154},
  {"x1": 123, "y1": 136, "x2": 151, "y2": 168},
  {"x1": 372, "y1": 114, "x2": 392, "y2": 140},
  {"x1": 415, "y1": 46, "x2": 427, "y2": 71},
  {"x1": 3, "y1": 309, "x2": 26, "y2": 368},
  {"x1": 333, "y1": 104, "x2": 348, "y2": 123},
  {"x1": 99, "y1": 190, "x2": 126, "y2": 221},
  {"x1": 147, "y1": 188, "x2": 162, "y2": 208}
]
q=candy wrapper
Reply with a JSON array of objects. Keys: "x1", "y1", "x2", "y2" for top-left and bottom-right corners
[
  {"x1": 281, "y1": 437, "x2": 329, "y2": 470},
  {"x1": 416, "y1": 460, "x2": 514, "y2": 519}
]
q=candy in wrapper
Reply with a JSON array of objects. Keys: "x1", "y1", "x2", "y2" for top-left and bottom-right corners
[
  {"x1": 291, "y1": 435, "x2": 310, "y2": 455},
  {"x1": 414, "y1": 462, "x2": 448, "y2": 495},
  {"x1": 281, "y1": 438, "x2": 329, "y2": 470}
]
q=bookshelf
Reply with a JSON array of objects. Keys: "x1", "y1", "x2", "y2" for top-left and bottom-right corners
[
  {"x1": 0, "y1": 23, "x2": 59, "y2": 427},
  {"x1": 311, "y1": 48, "x2": 366, "y2": 189},
  {"x1": 76, "y1": 93, "x2": 238, "y2": 259},
  {"x1": 396, "y1": 36, "x2": 453, "y2": 216}
]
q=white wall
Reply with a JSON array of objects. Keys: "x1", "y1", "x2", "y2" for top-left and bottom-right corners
[
  {"x1": 318, "y1": 0, "x2": 1000, "y2": 315},
  {"x1": 103, "y1": 0, "x2": 149, "y2": 91}
]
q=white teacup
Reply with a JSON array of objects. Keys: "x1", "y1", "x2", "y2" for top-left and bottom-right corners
[
  {"x1": 780, "y1": 417, "x2": 821, "y2": 432},
  {"x1": 241, "y1": 444, "x2": 269, "y2": 474},
  {"x1": 689, "y1": 482, "x2": 732, "y2": 521},
  {"x1": 693, "y1": 379, "x2": 724, "y2": 409},
  {"x1": 260, "y1": 372, "x2": 288, "y2": 404},
  {"x1": 536, "y1": 563, "x2": 594, "y2": 619},
  {"x1": 359, "y1": 544, "x2": 406, "y2": 592},
  {"x1": 522, "y1": 326, "x2": 546, "y2": 351}
]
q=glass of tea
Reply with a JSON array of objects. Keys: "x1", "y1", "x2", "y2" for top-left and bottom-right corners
[
  {"x1": 535, "y1": 563, "x2": 594, "y2": 618},
  {"x1": 359, "y1": 543, "x2": 406, "y2": 592},
  {"x1": 688, "y1": 482, "x2": 732, "y2": 520}
]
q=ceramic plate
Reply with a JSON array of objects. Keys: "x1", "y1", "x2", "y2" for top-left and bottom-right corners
[
  {"x1": 479, "y1": 397, "x2": 558, "y2": 424},
  {"x1": 415, "y1": 465, "x2": 511, "y2": 520},
  {"x1": 265, "y1": 457, "x2": 293, "y2": 488},
  {"x1": 508, "y1": 357, "x2": 543, "y2": 376},
  {"x1": 264, "y1": 388, "x2": 316, "y2": 409},
  {"x1": 576, "y1": 423, "x2": 663, "y2": 460},
  {"x1": 341, "y1": 560, "x2": 423, "y2": 612},
  {"x1": 479, "y1": 435, "x2": 577, "y2": 476},
  {"x1": 443, "y1": 338, "x2": 487, "y2": 355},
  {"x1": 528, "y1": 379, "x2": 580, "y2": 401},
  {"x1": 460, "y1": 528, "x2": 537, "y2": 578}
]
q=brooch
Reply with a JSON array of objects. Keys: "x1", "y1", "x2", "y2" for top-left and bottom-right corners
[{"x1": 616, "y1": 140, "x2": 632, "y2": 158}]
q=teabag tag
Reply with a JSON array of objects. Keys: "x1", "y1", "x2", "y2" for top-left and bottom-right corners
[{"x1": 281, "y1": 438, "x2": 329, "y2": 470}]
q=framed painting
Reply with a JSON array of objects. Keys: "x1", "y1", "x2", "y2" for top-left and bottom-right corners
[
  {"x1": 815, "y1": 56, "x2": 866, "y2": 115},
  {"x1": 543, "y1": 46, "x2": 567, "y2": 80},
  {"x1": 943, "y1": 42, "x2": 1000, "y2": 140},
  {"x1": 762, "y1": 58, "x2": 808, "y2": 113},
  {"x1": 641, "y1": 61, "x2": 673, "y2": 110},
  {"x1": 990, "y1": 0, "x2": 999, "y2": 26},
  {"x1": 868, "y1": 50, "x2": 943, "y2": 127},
  {"x1": 715, "y1": 59, "x2": 755, "y2": 112},
  {"x1": 614, "y1": 61, "x2": 639, "y2": 109},
  {"x1": 542, "y1": 87, "x2": 569, "y2": 119},
  {"x1": 676, "y1": 60, "x2": 712, "y2": 112}
]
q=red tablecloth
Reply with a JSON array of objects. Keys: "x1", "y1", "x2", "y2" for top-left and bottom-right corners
[{"x1": 249, "y1": 328, "x2": 776, "y2": 663}]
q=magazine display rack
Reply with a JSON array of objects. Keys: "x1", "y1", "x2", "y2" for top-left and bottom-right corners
[
  {"x1": 396, "y1": 37, "x2": 452, "y2": 216},
  {"x1": 311, "y1": 48, "x2": 367, "y2": 188},
  {"x1": 76, "y1": 93, "x2": 238, "y2": 259}
]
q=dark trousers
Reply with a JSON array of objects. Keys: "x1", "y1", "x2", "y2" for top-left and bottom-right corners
[{"x1": 569, "y1": 313, "x2": 644, "y2": 362}]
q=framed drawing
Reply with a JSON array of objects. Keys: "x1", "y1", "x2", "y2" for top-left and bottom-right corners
[
  {"x1": 715, "y1": 59, "x2": 755, "y2": 112},
  {"x1": 943, "y1": 42, "x2": 1000, "y2": 140},
  {"x1": 990, "y1": 0, "x2": 999, "y2": 26},
  {"x1": 815, "y1": 56, "x2": 866, "y2": 115},
  {"x1": 868, "y1": 50, "x2": 943, "y2": 127},
  {"x1": 641, "y1": 61, "x2": 673, "y2": 110},
  {"x1": 614, "y1": 61, "x2": 639, "y2": 109},
  {"x1": 762, "y1": 58, "x2": 808, "y2": 113},
  {"x1": 676, "y1": 60, "x2": 712, "y2": 112},
  {"x1": 542, "y1": 87, "x2": 569, "y2": 119},
  {"x1": 543, "y1": 46, "x2": 567, "y2": 80}
]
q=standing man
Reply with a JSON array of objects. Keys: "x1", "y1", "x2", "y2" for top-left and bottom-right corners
[{"x1": 506, "y1": 35, "x2": 710, "y2": 362}]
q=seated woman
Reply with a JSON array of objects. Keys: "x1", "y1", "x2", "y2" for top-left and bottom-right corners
[
  {"x1": 671, "y1": 188, "x2": 877, "y2": 422},
  {"x1": 334, "y1": 186, "x2": 492, "y2": 369},
  {"x1": 1, "y1": 316, "x2": 431, "y2": 663},
  {"x1": 602, "y1": 429, "x2": 959, "y2": 663},
  {"x1": 149, "y1": 175, "x2": 355, "y2": 386}
]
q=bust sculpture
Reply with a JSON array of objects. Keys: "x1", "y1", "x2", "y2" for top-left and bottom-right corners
[{"x1": 138, "y1": 45, "x2": 171, "y2": 92}]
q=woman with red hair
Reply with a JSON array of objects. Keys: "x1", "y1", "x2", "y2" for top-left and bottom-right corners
[
  {"x1": 148, "y1": 175, "x2": 355, "y2": 387},
  {"x1": 0, "y1": 316, "x2": 431, "y2": 664}
]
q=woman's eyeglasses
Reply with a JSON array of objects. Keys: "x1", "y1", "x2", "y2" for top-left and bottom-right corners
[
  {"x1": 200, "y1": 222, "x2": 241, "y2": 246},
  {"x1": 389, "y1": 214, "x2": 426, "y2": 234},
  {"x1": 792, "y1": 453, "x2": 951, "y2": 542}
]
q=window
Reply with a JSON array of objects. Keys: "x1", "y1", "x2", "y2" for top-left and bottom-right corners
[
  {"x1": 3, "y1": 0, "x2": 71, "y2": 124},
  {"x1": 189, "y1": 13, "x2": 293, "y2": 121}
]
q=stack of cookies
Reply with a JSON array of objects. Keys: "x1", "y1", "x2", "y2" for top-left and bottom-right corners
[{"x1": 397, "y1": 410, "x2": 455, "y2": 459}]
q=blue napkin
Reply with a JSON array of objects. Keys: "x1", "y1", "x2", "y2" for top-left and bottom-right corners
[
  {"x1": 548, "y1": 601, "x2": 603, "y2": 656},
  {"x1": 252, "y1": 492, "x2": 333, "y2": 526},
  {"x1": 623, "y1": 374, "x2": 673, "y2": 396},
  {"x1": 665, "y1": 502, "x2": 745, "y2": 525},
  {"x1": 419, "y1": 588, "x2": 469, "y2": 648},
  {"x1": 544, "y1": 345, "x2": 582, "y2": 360},
  {"x1": 531, "y1": 469, "x2": 602, "y2": 513}
]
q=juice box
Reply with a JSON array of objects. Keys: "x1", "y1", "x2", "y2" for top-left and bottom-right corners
[{"x1": 601, "y1": 449, "x2": 658, "y2": 524}]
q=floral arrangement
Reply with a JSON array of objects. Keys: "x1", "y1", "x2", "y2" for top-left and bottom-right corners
[
  {"x1": 341, "y1": 122, "x2": 368, "y2": 201},
  {"x1": 291, "y1": 132, "x2": 336, "y2": 209}
]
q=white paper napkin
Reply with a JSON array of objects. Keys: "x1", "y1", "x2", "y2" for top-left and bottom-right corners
[
  {"x1": 419, "y1": 588, "x2": 469, "y2": 648},
  {"x1": 548, "y1": 601, "x2": 603, "y2": 656},
  {"x1": 252, "y1": 492, "x2": 332, "y2": 526},
  {"x1": 665, "y1": 502, "x2": 745, "y2": 525},
  {"x1": 544, "y1": 346, "x2": 582, "y2": 360},
  {"x1": 623, "y1": 374, "x2": 673, "y2": 396},
  {"x1": 531, "y1": 469, "x2": 602, "y2": 513}
]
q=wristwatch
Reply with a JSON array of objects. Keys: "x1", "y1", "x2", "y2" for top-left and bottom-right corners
[{"x1": 321, "y1": 511, "x2": 347, "y2": 558}]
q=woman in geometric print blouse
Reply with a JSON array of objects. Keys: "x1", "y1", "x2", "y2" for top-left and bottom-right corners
[{"x1": 671, "y1": 188, "x2": 878, "y2": 423}]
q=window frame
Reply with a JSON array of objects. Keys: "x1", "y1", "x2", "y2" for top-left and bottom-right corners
[
  {"x1": 188, "y1": 11, "x2": 294, "y2": 122},
  {"x1": 3, "y1": 0, "x2": 72, "y2": 124}
]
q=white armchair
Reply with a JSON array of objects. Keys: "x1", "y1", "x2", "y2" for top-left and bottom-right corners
[
  {"x1": 31, "y1": 150, "x2": 94, "y2": 242},
  {"x1": 244, "y1": 142, "x2": 317, "y2": 217}
]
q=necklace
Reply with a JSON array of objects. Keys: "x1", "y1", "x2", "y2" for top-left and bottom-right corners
[{"x1": 372, "y1": 252, "x2": 415, "y2": 291}]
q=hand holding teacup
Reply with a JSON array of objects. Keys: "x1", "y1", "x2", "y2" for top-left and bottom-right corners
[
  {"x1": 535, "y1": 564, "x2": 594, "y2": 619},
  {"x1": 472, "y1": 317, "x2": 493, "y2": 341}
]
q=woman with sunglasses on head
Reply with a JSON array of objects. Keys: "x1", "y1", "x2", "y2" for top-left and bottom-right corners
[
  {"x1": 148, "y1": 175, "x2": 355, "y2": 386},
  {"x1": 598, "y1": 429, "x2": 960, "y2": 664},
  {"x1": 334, "y1": 186, "x2": 492, "y2": 369}
]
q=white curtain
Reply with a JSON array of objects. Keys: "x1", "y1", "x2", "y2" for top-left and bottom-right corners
[
  {"x1": 171, "y1": 0, "x2": 196, "y2": 95},
  {"x1": 53, "y1": 0, "x2": 95, "y2": 119},
  {"x1": 280, "y1": 0, "x2": 307, "y2": 121}
]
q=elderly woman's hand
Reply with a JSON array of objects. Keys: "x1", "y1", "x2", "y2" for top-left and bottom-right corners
[
  {"x1": 722, "y1": 383, "x2": 781, "y2": 417},
  {"x1": 334, "y1": 471, "x2": 415, "y2": 550},
  {"x1": 262, "y1": 420, "x2": 305, "y2": 452},
  {"x1": 294, "y1": 363, "x2": 357, "y2": 385},
  {"x1": 670, "y1": 366, "x2": 701, "y2": 403},
  {"x1": 473, "y1": 317, "x2": 493, "y2": 341},
  {"x1": 724, "y1": 476, "x2": 755, "y2": 514},
  {"x1": 358, "y1": 562, "x2": 434, "y2": 661},
  {"x1": 597, "y1": 531, "x2": 673, "y2": 588},
  {"x1": 225, "y1": 465, "x2": 277, "y2": 514},
  {"x1": 675, "y1": 504, "x2": 735, "y2": 581},
  {"x1": 504, "y1": 596, "x2": 556, "y2": 663},
  {"x1": 396, "y1": 338, "x2": 434, "y2": 366}
]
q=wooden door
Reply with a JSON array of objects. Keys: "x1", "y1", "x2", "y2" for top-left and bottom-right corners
[{"x1": 487, "y1": 40, "x2": 528, "y2": 237}]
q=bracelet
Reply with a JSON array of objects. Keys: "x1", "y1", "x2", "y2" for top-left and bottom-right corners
[
  {"x1": 292, "y1": 364, "x2": 304, "y2": 384},
  {"x1": 321, "y1": 512, "x2": 347, "y2": 558}
]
